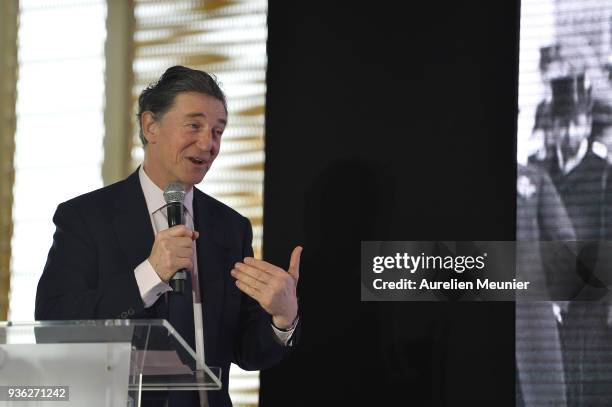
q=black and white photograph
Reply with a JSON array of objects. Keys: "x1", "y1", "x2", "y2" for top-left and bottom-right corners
[{"x1": 517, "y1": 1, "x2": 612, "y2": 405}]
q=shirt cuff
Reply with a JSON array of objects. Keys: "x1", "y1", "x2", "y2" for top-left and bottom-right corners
[
  {"x1": 134, "y1": 259, "x2": 172, "y2": 308},
  {"x1": 271, "y1": 316, "x2": 299, "y2": 346}
]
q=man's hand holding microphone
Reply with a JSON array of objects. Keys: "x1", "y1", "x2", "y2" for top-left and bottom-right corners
[{"x1": 148, "y1": 225, "x2": 199, "y2": 283}]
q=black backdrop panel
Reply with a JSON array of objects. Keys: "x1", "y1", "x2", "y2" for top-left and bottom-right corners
[{"x1": 261, "y1": 1, "x2": 519, "y2": 405}]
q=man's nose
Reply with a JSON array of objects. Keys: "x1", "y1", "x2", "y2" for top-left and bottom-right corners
[{"x1": 196, "y1": 127, "x2": 213, "y2": 150}]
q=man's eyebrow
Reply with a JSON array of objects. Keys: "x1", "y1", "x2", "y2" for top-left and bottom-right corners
[{"x1": 185, "y1": 112, "x2": 227, "y2": 126}]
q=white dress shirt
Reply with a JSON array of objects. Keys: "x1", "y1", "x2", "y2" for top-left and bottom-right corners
[{"x1": 556, "y1": 137, "x2": 589, "y2": 175}]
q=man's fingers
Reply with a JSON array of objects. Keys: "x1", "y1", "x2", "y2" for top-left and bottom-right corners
[
  {"x1": 243, "y1": 257, "x2": 277, "y2": 273},
  {"x1": 174, "y1": 247, "x2": 193, "y2": 258},
  {"x1": 176, "y1": 258, "x2": 193, "y2": 271},
  {"x1": 235, "y1": 280, "x2": 261, "y2": 301},
  {"x1": 242, "y1": 245, "x2": 303, "y2": 280},
  {"x1": 242, "y1": 258, "x2": 286, "y2": 279},
  {"x1": 288, "y1": 246, "x2": 302, "y2": 280},
  {"x1": 234, "y1": 262, "x2": 272, "y2": 283},
  {"x1": 166, "y1": 225, "x2": 194, "y2": 237},
  {"x1": 173, "y1": 236, "x2": 194, "y2": 248},
  {"x1": 231, "y1": 268, "x2": 263, "y2": 291}
]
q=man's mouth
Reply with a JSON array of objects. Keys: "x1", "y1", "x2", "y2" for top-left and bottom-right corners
[{"x1": 187, "y1": 157, "x2": 206, "y2": 165}]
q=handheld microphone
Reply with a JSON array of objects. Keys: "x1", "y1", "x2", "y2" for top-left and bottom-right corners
[{"x1": 163, "y1": 182, "x2": 188, "y2": 294}]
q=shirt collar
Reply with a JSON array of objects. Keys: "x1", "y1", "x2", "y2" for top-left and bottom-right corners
[
  {"x1": 556, "y1": 137, "x2": 589, "y2": 175},
  {"x1": 138, "y1": 165, "x2": 194, "y2": 217}
]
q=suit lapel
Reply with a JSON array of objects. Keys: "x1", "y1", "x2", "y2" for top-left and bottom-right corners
[
  {"x1": 111, "y1": 169, "x2": 155, "y2": 271},
  {"x1": 193, "y1": 189, "x2": 230, "y2": 362}
]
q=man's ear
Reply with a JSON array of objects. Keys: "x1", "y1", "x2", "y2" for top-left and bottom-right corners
[{"x1": 141, "y1": 111, "x2": 159, "y2": 144}]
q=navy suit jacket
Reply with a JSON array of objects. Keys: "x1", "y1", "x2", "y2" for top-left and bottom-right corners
[{"x1": 35, "y1": 169, "x2": 290, "y2": 406}]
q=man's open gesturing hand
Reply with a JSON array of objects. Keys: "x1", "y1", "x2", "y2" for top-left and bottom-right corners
[
  {"x1": 231, "y1": 246, "x2": 302, "y2": 329},
  {"x1": 148, "y1": 225, "x2": 199, "y2": 283}
]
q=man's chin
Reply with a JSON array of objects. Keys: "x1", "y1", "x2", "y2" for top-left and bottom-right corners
[{"x1": 182, "y1": 172, "x2": 207, "y2": 187}]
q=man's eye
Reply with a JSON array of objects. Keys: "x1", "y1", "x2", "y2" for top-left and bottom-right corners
[{"x1": 189, "y1": 123, "x2": 201, "y2": 130}]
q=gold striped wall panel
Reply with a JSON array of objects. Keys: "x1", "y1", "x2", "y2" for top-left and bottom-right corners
[
  {"x1": 130, "y1": 0, "x2": 267, "y2": 262},
  {"x1": 0, "y1": 0, "x2": 19, "y2": 321}
]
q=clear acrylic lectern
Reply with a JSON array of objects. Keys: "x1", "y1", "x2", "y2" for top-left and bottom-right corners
[{"x1": 0, "y1": 319, "x2": 221, "y2": 406}]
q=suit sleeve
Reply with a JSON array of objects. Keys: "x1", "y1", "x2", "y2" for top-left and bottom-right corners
[
  {"x1": 35, "y1": 202, "x2": 145, "y2": 320},
  {"x1": 232, "y1": 216, "x2": 293, "y2": 370}
]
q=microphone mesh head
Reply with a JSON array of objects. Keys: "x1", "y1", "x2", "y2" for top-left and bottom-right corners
[{"x1": 163, "y1": 182, "x2": 186, "y2": 204}]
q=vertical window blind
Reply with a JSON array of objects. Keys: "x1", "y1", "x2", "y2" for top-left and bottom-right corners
[
  {"x1": 0, "y1": 0, "x2": 18, "y2": 321},
  {"x1": 9, "y1": 0, "x2": 107, "y2": 322}
]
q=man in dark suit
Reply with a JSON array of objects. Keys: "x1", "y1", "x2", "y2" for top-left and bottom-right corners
[
  {"x1": 35, "y1": 66, "x2": 300, "y2": 407},
  {"x1": 526, "y1": 71, "x2": 612, "y2": 406},
  {"x1": 516, "y1": 163, "x2": 576, "y2": 407}
]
